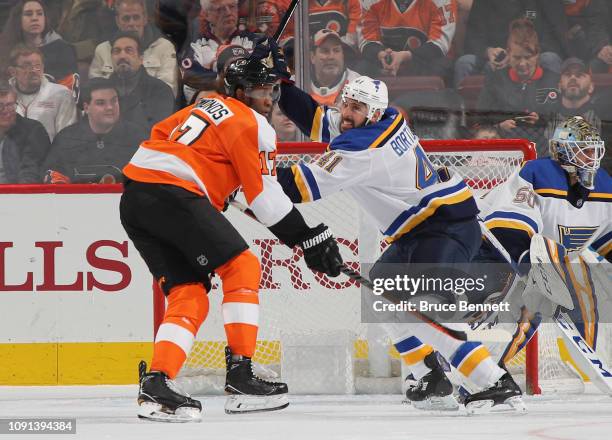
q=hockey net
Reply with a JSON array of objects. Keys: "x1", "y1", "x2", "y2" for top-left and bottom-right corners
[{"x1": 153, "y1": 139, "x2": 606, "y2": 395}]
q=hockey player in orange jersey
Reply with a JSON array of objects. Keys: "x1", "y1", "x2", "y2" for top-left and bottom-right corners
[{"x1": 120, "y1": 57, "x2": 343, "y2": 422}]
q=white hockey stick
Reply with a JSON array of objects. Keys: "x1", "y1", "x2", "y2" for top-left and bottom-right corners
[
  {"x1": 478, "y1": 219, "x2": 612, "y2": 395},
  {"x1": 554, "y1": 310, "x2": 612, "y2": 395}
]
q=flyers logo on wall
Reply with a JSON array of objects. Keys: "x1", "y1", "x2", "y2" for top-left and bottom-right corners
[{"x1": 0, "y1": 240, "x2": 131, "y2": 292}]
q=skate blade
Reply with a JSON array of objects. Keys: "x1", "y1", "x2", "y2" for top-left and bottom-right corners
[
  {"x1": 465, "y1": 396, "x2": 527, "y2": 415},
  {"x1": 138, "y1": 402, "x2": 202, "y2": 423},
  {"x1": 224, "y1": 394, "x2": 289, "y2": 414},
  {"x1": 465, "y1": 399, "x2": 494, "y2": 415},
  {"x1": 503, "y1": 396, "x2": 528, "y2": 414},
  {"x1": 411, "y1": 395, "x2": 460, "y2": 412}
]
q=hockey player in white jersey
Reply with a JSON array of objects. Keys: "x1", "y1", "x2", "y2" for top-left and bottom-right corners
[
  {"x1": 249, "y1": 39, "x2": 525, "y2": 413},
  {"x1": 476, "y1": 116, "x2": 611, "y2": 370}
]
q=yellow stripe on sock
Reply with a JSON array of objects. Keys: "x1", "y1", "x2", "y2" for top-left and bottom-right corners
[
  {"x1": 458, "y1": 346, "x2": 490, "y2": 377},
  {"x1": 401, "y1": 345, "x2": 433, "y2": 365}
]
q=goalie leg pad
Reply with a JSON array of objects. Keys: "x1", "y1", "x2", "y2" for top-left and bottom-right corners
[
  {"x1": 529, "y1": 234, "x2": 575, "y2": 309},
  {"x1": 224, "y1": 394, "x2": 289, "y2": 414}
]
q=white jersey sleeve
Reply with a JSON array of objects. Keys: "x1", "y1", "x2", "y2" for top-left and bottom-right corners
[
  {"x1": 308, "y1": 106, "x2": 343, "y2": 143},
  {"x1": 288, "y1": 149, "x2": 373, "y2": 202}
]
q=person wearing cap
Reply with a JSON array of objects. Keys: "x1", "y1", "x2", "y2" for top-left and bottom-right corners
[
  {"x1": 310, "y1": 29, "x2": 361, "y2": 107},
  {"x1": 545, "y1": 57, "x2": 610, "y2": 172}
]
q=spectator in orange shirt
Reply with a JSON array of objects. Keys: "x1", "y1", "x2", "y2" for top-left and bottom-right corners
[
  {"x1": 359, "y1": 0, "x2": 457, "y2": 77},
  {"x1": 309, "y1": 0, "x2": 362, "y2": 49}
]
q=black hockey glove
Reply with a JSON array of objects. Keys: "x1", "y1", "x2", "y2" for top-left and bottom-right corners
[
  {"x1": 270, "y1": 42, "x2": 291, "y2": 81},
  {"x1": 299, "y1": 224, "x2": 343, "y2": 277},
  {"x1": 250, "y1": 36, "x2": 273, "y2": 61},
  {"x1": 249, "y1": 37, "x2": 291, "y2": 81}
]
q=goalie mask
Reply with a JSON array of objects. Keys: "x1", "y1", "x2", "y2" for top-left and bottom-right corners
[
  {"x1": 341, "y1": 76, "x2": 388, "y2": 124},
  {"x1": 549, "y1": 116, "x2": 605, "y2": 189}
]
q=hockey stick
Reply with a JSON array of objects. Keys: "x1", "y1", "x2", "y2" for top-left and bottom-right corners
[
  {"x1": 272, "y1": 0, "x2": 300, "y2": 43},
  {"x1": 228, "y1": 199, "x2": 509, "y2": 342},
  {"x1": 477, "y1": 217, "x2": 612, "y2": 394}
]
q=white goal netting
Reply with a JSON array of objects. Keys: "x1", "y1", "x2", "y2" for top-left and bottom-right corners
[{"x1": 154, "y1": 140, "x2": 609, "y2": 395}]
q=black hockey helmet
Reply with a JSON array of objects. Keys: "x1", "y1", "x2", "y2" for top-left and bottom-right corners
[{"x1": 224, "y1": 57, "x2": 278, "y2": 97}]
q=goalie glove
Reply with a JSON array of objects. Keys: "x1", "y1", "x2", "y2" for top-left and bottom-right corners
[{"x1": 299, "y1": 224, "x2": 343, "y2": 277}]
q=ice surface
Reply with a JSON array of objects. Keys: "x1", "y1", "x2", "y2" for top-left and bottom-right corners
[{"x1": 1, "y1": 385, "x2": 611, "y2": 440}]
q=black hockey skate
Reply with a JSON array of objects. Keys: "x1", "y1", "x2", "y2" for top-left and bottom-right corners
[
  {"x1": 137, "y1": 361, "x2": 202, "y2": 422},
  {"x1": 224, "y1": 346, "x2": 289, "y2": 414},
  {"x1": 405, "y1": 352, "x2": 459, "y2": 411},
  {"x1": 463, "y1": 372, "x2": 526, "y2": 414}
]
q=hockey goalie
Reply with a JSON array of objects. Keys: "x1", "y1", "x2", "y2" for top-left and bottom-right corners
[{"x1": 471, "y1": 116, "x2": 612, "y2": 395}]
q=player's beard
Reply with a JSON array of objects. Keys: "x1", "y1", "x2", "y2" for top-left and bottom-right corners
[
  {"x1": 341, "y1": 117, "x2": 361, "y2": 132},
  {"x1": 340, "y1": 120, "x2": 353, "y2": 132}
]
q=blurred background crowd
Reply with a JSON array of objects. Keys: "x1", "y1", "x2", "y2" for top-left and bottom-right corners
[{"x1": 0, "y1": 0, "x2": 610, "y2": 184}]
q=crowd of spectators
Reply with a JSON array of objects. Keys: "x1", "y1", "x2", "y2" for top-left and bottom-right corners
[{"x1": 0, "y1": 0, "x2": 610, "y2": 184}]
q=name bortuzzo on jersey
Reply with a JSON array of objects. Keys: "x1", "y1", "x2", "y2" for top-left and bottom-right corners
[{"x1": 278, "y1": 107, "x2": 478, "y2": 242}]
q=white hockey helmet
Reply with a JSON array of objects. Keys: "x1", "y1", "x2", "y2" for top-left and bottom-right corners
[
  {"x1": 549, "y1": 116, "x2": 605, "y2": 189},
  {"x1": 341, "y1": 76, "x2": 388, "y2": 124}
]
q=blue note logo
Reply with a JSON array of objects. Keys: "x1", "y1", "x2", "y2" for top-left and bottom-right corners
[{"x1": 558, "y1": 225, "x2": 599, "y2": 251}]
